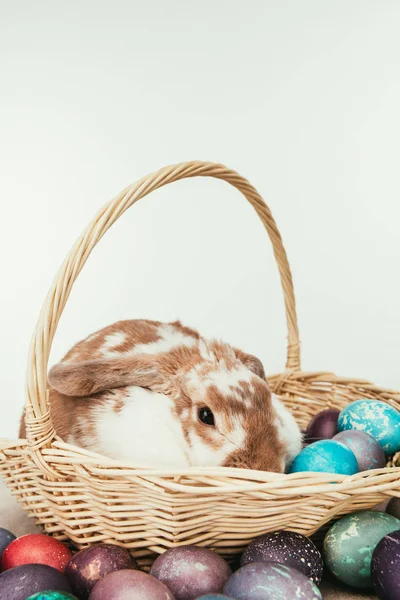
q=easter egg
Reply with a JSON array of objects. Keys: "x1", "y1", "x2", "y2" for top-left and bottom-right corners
[
  {"x1": 240, "y1": 530, "x2": 323, "y2": 584},
  {"x1": 386, "y1": 497, "x2": 400, "y2": 520},
  {"x1": 338, "y1": 400, "x2": 400, "y2": 454},
  {"x1": 288, "y1": 440, "x2": 358, "y2": 475},
  {"x1": 196, "y1": 596, "x2": 236, "y2": 599},
  {"x1": 1, "y1": 534, "x2": 72, "y2": 573},
  {"x1": 305, "y1": 409, "x2": 340, "y2": 443},
  {"x1": 223, "y1": 562, "x2": 323, "y2": 600},
  {"x1": 371, "y1": 529, "x2": 400, "y2": 600},
  {"x1": 150, "y1": 546, "x2": 232, "y2": 600},
  {"x1": 323, "y1": 511, "x2": 400, "y2": 588},
  {"x1": 0, "y1": 564, "x2": 72, "y2": 600},
  {"x1": 64, "y1": 543, "x2": 137, "y2": 599},
  {"x1": 333, "y1": 430, "x2": 386, "y2": 471},
  {"x1": 88, "y1": 569, "x2": 176, "y2": 600},
  {"x1": 0, "y1": 527, "x2": 16, "y2": 559},
  {"x1": 26, "y1": 593, "x2": 79, "y2": 600}
]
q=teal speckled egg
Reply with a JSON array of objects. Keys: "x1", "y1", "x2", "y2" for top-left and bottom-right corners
[
  {"x1": 323, "y1": 511, "x2": 400, "y2": 589},
  {"x1": 26, "y1": 593, "x2": 79, "y2": 600},
  {"x1": 338, "y1": 399, "x2": 400, "y2": 454},
  {"x1": 288, "y1": 440, "x2": 359, "y2": 475}
]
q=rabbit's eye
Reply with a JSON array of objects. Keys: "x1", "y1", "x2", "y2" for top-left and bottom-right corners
[{"x1": 198, "y1": 407, "x2": 215, "y2": 427}]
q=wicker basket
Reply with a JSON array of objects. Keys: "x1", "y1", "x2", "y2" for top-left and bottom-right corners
[{"x1": 1, "y1": 161, "x2": 400, "y2": 568}]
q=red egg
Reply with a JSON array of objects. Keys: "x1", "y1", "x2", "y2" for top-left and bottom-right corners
[{"x1": 1, "y1": 534, "x2": 72, "y2": 573}]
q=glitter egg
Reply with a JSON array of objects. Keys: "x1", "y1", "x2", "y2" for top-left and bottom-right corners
[{"x1": 240, "y1": 531, "x2": 323, "y2": 585}]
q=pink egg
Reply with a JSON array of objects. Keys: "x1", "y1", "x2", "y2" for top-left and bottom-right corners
[
  {"x1": 89, "y1": 569, "x2": 176, "y2": 600},
  {"x1": 150, "y1": 546, "x2": 232, "y2": 600}
]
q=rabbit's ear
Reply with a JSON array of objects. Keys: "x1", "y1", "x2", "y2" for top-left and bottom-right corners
[
  {"x1": 48, "y1": 355, "x2": 164, "y2": 397},
  {"x1": 232, "y1": 347, "x2": 266, "y2": 380}
]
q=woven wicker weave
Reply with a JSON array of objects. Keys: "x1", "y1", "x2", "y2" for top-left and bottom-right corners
[{"x1": 1, "y1": 161, "x2": 399, "y2": 567}]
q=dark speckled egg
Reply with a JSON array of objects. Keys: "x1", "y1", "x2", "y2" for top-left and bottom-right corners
[
  {"x1": 371, "y1": 529, "x2": 400, "y2": 600},
  {"x1": 150, "y1": 546, "x2": 232, "y2": 600},
  {"x1": 323, "y1": 511, "x2": 400, "y2": 589},
  {"x1": 64, "y1": 544, "x2": 137, "y2": 599},
  {"x1": 88, "y1": 569, "x2": 176, "y2": 600},
  {"x1": 0, "y1": 564, "x2": 72, "y2": 600},
  {"x1": 386, "y1": 497, "x2": 400, "y2": 519},
  {"x1": 240, "y1": 531, "x2": 323, "y2": 585},
  {"x1": 223, "y1": 562, "x2": 323, "y2": 600},
  {"x1": 333, "y1": 430, "x2": 386, "y2": 471}
]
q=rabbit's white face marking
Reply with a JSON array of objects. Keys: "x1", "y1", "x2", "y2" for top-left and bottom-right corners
[
  {"x1": 188, "y1": 363, "x2": 255, "y2": 408},
  {"x1": 101, "y1": 332, "x2": 128, "y2": 357},
  {"x1": 91, "y1": 387, "x2": 190, "y2": 468},
  {"x1": 271, "y1": 394, "x2": 302, "y2": 466},
  {"x1": 132, "y1": 324, "x2": 197, "y2": 356}
]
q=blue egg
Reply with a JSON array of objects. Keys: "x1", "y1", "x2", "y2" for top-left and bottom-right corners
[
  {"x1": 288, "y1": 440, "x2": 359, "y2": 475},
  {"x1": 338, "y1": 400, "x2": 400, "y2": 455},
  {"x1": 0, "y1": 527, "x2": 16, "y2": 559}
]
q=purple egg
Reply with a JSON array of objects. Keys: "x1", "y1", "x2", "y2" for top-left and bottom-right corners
[
  {"x1": 64, "y1": 544, "x2": 137, "y2": 599},
  {"x1": 333, "y1": 430, "x2": 386, "y2": 471},
  {"x1": 386, "y1": 497, "x2": 400, "y2": 520},
  {"x1": 371, "y1": 529, "x2": 400, "y2": 600},
  {"x1": 0, "y1": 564, "x2": 72, "y2": 600},
  {"x1": 150, "y1": 546, "x2": 232, "y2": 600},
  {"x1": 240, "y1": 531, "x2": 323, "y2": 585},
  {"x1": 223, "y1": 562, "x2": 323, "y2": 600},
  {"x1": 88, "y1": 569, "x2": 175, "y2": 600},
  {"x1": 305, "y1": 409, "x2": 340, "y2": 443},
  {"x1": 196, "y1": 596, "x2": 236, "y2": 599},
  {"x1": 0, "y1": 527, "x2": 16, "y2": 559}
]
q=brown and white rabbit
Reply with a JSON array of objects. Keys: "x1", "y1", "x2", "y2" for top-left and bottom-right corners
[{"x1": 19, "y1": 320, "x2": 301, "y2": 472}]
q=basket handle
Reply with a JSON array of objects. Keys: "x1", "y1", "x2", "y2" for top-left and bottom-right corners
[{"x1": 25, "y1": 161, "x2": 300, "y2": 443}]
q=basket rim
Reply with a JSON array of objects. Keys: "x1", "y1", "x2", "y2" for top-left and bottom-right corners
[{"x1": 1, "y1": 436, "x2": 399, "y2": 497}]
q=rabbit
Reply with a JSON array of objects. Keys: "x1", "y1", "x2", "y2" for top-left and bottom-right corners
[{"x1": 20, "y1": 320, "x2": 302, "y2": 472}]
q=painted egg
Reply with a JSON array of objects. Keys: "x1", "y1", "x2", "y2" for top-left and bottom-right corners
[
  {"x1": 196, "y1": 596, "x2": 236, "y2": 599},
  {"x1": 288, "y1": 440, "x2": 358, "y2": 475},
  {"x1": 0, "y1": 528, "x2": 16, "y2": 559},
  {"x1": 240, "y1": 531, "x2": 323, "y2": 585},
  {"x1": 0, "y1": 564, "x2": 72, "y2": 600},
  {"x1": 305, "y1": 409, "x2": 340, "y2": 443},
  {"x1": 223, "y1": 562, "x2": 323, "y2": 600},
  {"x1": 88, "y1": 569, "x2": 176, "y2": 600},
  {"x1": 371, "y1": 529, "x2": 400, "y2": 600},
  {"x1": 338, "y1": 400, "x2": 400, "y2": 454},
  {"x1": 1, "y1": 534, "x2": 72, "y2": 573},
  {"x1": 64, "y1": 543, "x2": 137, "y2": 599},
  {"x1": 333, "y1": 430, "x2": 386, "y2": 471},
  {"x1": 323, "y1": 511, "x2": 400, "y2": 588},
  {"x1": 196, "y1": 596, "x2": 236, "y2": 600},
  {"x1": 386, "y1": 497, "x2": 400, "y2": 519},
  {"x1": 26, "y1": 593, "x2": 79, "y2": 600},
  {"x1": 150, "y1": 546, "x2": 232, "y2": 600}
]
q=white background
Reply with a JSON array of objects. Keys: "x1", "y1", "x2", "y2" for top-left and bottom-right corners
[{"x1": 1, "y1": 1, "x2": 399, "y2": 436}]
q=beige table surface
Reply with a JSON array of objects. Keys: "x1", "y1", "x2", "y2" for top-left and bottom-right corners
[{"x1": 321, "y1": 573, "x2": 377, "y2": 600}]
